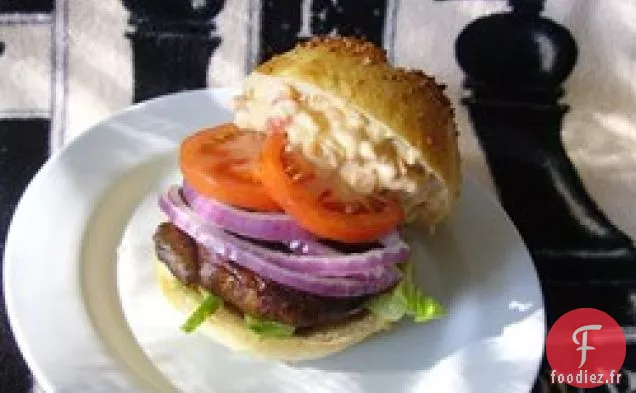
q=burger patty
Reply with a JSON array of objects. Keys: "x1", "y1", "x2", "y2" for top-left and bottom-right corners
[{"x1": 153, "y1": 222, "x2": 368, "y2": 328}]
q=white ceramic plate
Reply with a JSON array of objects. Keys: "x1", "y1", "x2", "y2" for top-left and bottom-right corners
[{"x1": 4, "y1": 88, "x2": 545, "y2": 393}]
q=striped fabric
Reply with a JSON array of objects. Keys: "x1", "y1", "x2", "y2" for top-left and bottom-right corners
[{"x1": 0, "y1": 0, "x2": 634, "y2": 392}]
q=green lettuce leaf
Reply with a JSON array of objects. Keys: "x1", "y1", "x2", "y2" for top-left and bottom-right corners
[
  {"x1": 244, "y1": 315, "x2": 295, "y2": 338},
  {"x1": 181, "y1": 292, "x2": 223, "y2": 333},
  {"x1": 367, "y1": 260, "x2": 446, "y2": 323}
]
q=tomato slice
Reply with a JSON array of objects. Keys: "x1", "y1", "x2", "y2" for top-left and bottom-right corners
[
  {"x1": 180, "y1": 124, "x2": 280, "y2": 211},
  {"x1": 260, "y1": 132, "x2": 405, "y2": 243}
]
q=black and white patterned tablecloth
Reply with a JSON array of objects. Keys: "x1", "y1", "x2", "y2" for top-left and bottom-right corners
[{"x1": 0, "y1": 0, "x2": 634, "y2": 392}]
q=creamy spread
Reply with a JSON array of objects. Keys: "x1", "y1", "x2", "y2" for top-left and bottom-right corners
[{"x1": 233, "y1": 74, "x2": 444, "y2": 221}]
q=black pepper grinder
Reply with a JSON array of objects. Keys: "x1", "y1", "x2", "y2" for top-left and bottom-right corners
[
  {"x1": 455, "y1": 0, "x2": 636, "y2": 286},
  {"x1": 121, "y1": 0, "x2": 225, "y2": 102}
]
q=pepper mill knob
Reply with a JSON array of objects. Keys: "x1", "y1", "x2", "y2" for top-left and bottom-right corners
[{"x1": 455, "y1": 0, "x2": 577, "y2": 103}]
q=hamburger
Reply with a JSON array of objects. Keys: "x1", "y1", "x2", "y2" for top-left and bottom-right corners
[{"x1": 153, "y1": 36, "x2": 460, "y2": 361}]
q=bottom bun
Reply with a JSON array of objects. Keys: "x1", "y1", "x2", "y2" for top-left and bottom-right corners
[{"x1": 156, "y1": 261, "x2": 393, "y2": 361}]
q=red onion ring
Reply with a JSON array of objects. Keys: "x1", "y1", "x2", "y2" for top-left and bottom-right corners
[
  {"x1": 159, "y1": 187, "x2": 402, "y2": 297},
  {"x1": 182, "y1": 183, "x2": 408, "y2": 260},
  {"x1": 182, "y1": 182, "x2": 315, "y2": 242},
  {"x1": 165, "y1": 186, "x2": 409, "y2": 274}
]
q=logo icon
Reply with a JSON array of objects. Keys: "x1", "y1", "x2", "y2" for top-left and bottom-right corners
[
  {"x1": 572, "y1": 324, "x2": 602, "y2": 368},
  {"x1": 546, "y1": 308, "x2": 626, "y2": 388}
]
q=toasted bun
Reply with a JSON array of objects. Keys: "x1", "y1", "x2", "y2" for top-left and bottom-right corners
[
  {"x1": 252, "y1": 37, "x2": 460, "y2": 225},
  {"x1": 156, "y1": 262, "x2": 392, "y2": 361}
]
